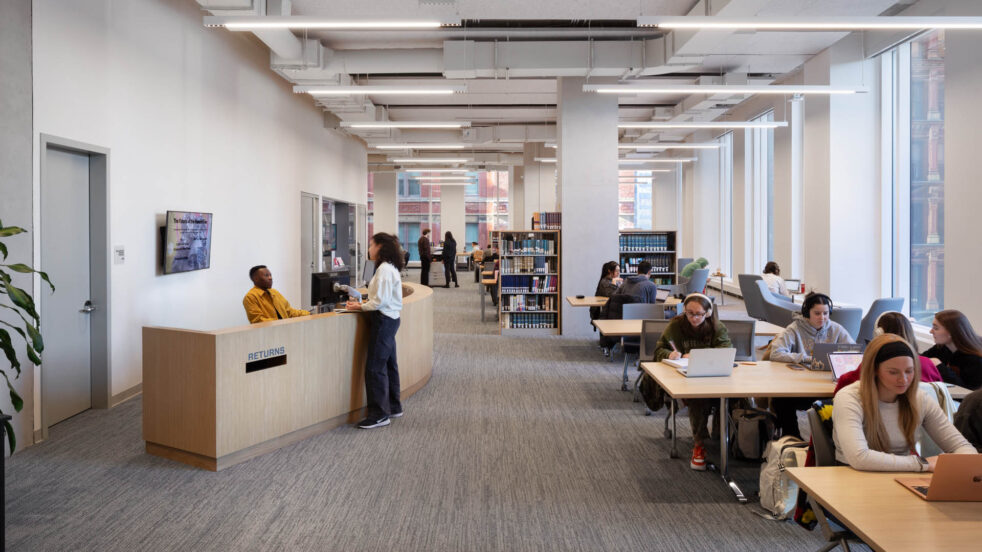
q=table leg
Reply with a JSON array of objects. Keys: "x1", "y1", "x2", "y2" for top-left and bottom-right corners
[
  {"x1": 669, "y1": 400, "x2": 679, "y2": 459},
  {"x1": 720, "y1": 397, "x2": 747, "y2": 503},
  {"x1": 480, "y1": 283, "x2": 486, "y2": 322}
]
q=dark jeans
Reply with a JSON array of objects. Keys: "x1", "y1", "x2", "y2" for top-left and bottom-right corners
[
  {"x1": 772, "y1": 397, "x2": 818, "y2": 439},
  {"x1": 420, "y1": 257, "x2": 431, "y2": 287},
  {"x1": 444, "y1": 258, "x2": 458, "y2": 286},
  {"x1": 365, "y1": 311, "x2": 402, "y2": 419}
]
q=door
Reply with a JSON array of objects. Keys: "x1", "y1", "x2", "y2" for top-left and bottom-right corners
[
  {"x1": 41, "y1": 147, "x2": 92, "y2": 425},
  {"x1": 300, "y1": 193, "x2": 319, "y2": 308}
]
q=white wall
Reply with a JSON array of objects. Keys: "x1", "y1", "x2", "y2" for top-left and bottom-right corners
[
  {"x1": 31, "y1": 0, "x2": 367, "y2": 425},
  {"x1": 371, "y1": 172, "x2": 398, "y2": 236}
]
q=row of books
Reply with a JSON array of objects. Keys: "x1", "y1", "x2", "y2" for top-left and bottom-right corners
[
  {"x1": 502, "y1": 313, "x2": 557, "y2": 329},
  {"x1": 502, "y1": 294, "x2": 556, "y2": 312},
  {"x1": 501, "y1": 256, "x2": 556, "y2": 274},
  {"x1": 533, "y1": 212, "x2": 562, "y2": 230},
  {"x1": 621, "y1": 255, "x2": 674, "y2": 275},
  {"x1": 619, "y1": 233, "x2": 673, "y2": 252},
  {"x1": 500, "y1": 238, "x2": 556, "y2": 255},
  {"x1": 500, "y1": 275, "x2": 558, "y2": 294}
]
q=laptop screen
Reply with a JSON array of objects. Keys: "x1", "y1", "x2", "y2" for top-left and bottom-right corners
[
  {"x1": 829, "y1": 352, "x2": 864, "y2": 381},
  {"x1": 656, "y1": 288, "x2": 670, "y2": 302},
  {"x1": 785, "y1": 279, "x2": 801, "y2": 292}
]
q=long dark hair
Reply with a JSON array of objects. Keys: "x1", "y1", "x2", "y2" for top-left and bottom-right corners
[
  {"x1": 763, "y1": 261, "x2": 780, "y2": 275},
  {"x1": 875, "y1": 311, "x2": 920, "y2": 353},
  {"x1": 371, "y1": 233, "x2": 404, "y2": 271},
  {"x1": 935, "y1": 310, "x2": 982, "y2": 357},
  {"x1": 674, "y1": 294, "x2": 718, "y2": 342},
  {"x1": 444, "y1": 231, "x2": 455, "y2": 243},
  {"x1": 600, "y1": 261, "x2": 618, "y2": 280}
]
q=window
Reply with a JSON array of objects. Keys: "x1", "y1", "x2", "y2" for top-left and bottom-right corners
[
  {"x1": 749, "y1": 110, "x2": 775, "y2": 269},
  {"x1": 618, "y1": 171, "x2": 653, "y2": 230},
  {"x1": 464, "y1": 171, "x2": 509, "y2": 248},
  {"x1": 717, "y1": 132, "x2": 734, "y2": 277},
  {"x1": 366, "y1": 174, "x2": 374, "y2": 238},
  {"x1": 397, "y1": 173, "x2": 440, "y2": 262}
]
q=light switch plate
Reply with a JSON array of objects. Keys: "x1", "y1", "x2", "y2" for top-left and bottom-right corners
[{"x1": 113, "y1": 246, "x2": 125, "y2": 265}]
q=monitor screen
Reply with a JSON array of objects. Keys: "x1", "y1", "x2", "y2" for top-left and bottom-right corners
[
  {"x1": 163, "y1": 211, "x2": 213, "y2": 274},
  {"x1": 829, "y1": 352, "x2": 864, "y2": 380},
  {"x1": 311, "y1": 272, "x2": 350, "y2": 307}
]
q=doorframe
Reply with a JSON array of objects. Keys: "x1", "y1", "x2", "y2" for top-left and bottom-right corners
[{"x1": 38, "y1": 134, "x2": 111, "y2": 440}]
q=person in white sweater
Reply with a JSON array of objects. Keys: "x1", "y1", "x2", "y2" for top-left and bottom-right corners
[
  {"x1": 833, "y1": 334, "x2": 977, "y2": 472},
  {"x1": 761, "y1": 261, "x2": 791, "y2": 297}
]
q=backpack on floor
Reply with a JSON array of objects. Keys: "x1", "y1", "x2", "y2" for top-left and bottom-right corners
[
  {"x1": 728, "y1": 407, "x2": 779, "y2": 460},
  {"x1": 758, "y1": 436, "x2": 809, "y2": 519},
  {"x1": 638, "y1": 373, "x2": 668, "y2": 412}
]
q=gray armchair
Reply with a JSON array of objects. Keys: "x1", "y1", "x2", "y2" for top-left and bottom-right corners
[
  {"x1": 658, "y1": 267, "x2": 709, "y2": 298},
  {"x1": 738, "y1": 274, "x2": 766, "y2": 320},
  {"x1": 856, "y1": 297, "x2": 905, "y2": 344},
  {"x1": 756, "y1": 280, "x2": 798, "y2": 328},
  {"x1": 829, "y1": 307, "x2": 863, "y2": 342}
]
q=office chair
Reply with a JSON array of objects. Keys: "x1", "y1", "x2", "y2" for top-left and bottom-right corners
[{"x1": 619, "y1": 303, "x2": 666, "y2": 390}]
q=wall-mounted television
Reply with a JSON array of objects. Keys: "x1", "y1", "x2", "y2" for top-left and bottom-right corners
[{"x1": 163, "y1": 210, "x2": 213, "y2": 274}]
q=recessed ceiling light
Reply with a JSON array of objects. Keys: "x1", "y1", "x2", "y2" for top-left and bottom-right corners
[
  {"x1": 407, "y1": 176, "x2": 477, "y2": 181},
  {"x1": 295, "y1": 85, "x2": 467, "y2": 96},
  {"x1": 204, "y1": 16, "x2": 460, "y2": 30},
  {"x1": 619, "y1": 121, "x2": 788, "y2": 129},
  {"x1": 585, "y1": 84, "x2": 864, "y2": 95},
  {"x1": 391, "y1": 158, "x2": 474, "y2": 163},
  {"x1": 637, "y1": 15, "x2": 982, "y2": 31},
  {"x1": 343, "y1": 121, "x2": 471, "y2": 129}
]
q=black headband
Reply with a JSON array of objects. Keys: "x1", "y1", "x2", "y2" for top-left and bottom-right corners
[{"x1": 874, "y1": 341, "x2": 915, "y2": 365}]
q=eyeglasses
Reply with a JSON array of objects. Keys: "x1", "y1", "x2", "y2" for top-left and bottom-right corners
[{"x1": 684, "y1": 310, "x2": 707, "y2": 319}]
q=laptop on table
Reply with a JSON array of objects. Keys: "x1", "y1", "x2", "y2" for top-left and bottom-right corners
[
  {"x1": 828, "y1": 351, "x2": 864, "y2": 382},
  {"x1": 895, "y1": 454, "x2": 982, "y2": 501},
  {"x1": 811, "y1": 343, "x2": 864, "y2": 372},
  {"x1": 664, "y1": 348, "x2": 737, "y2": 377}
]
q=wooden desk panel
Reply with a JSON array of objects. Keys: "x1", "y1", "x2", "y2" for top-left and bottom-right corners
[
  {"x1": 641, "y1": 360, "x2": 835, "y2": 399},
  {"x1": 566, "y1": 296, "x2": 608, "y2": 308},
  {"x1": 787, "y1": 467, "x2": 982, "y2": 552}
]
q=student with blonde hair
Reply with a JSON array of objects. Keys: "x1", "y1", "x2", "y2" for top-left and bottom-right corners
[{"x1": 833, "y1": 334, "x2": 976, "y2": 472}]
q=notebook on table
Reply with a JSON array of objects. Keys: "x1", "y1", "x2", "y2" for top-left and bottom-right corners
[
  {"x1": 664, "y1": 348, "x2": 737, "y2": 377},
  {"x1": 895, "y1": 454, "x2": 982, "y2": 501}
]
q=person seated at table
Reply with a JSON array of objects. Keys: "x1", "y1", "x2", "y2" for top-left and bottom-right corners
[
  {"x1": 761, "y1": 261, "x2": 791, "y2": 298},
  {"x1": 833, "y1": 334, "x2": 976, "y2": 472},
  {"x1": 680, "y1": 257, "x2": 709, "y2": 279},
  {"x1": 470, "y1": 242, "x2": 484, "y2": 263},
  {"x1": 954, "y1": 387, "x2": 982, "y2": 451},
  {"x1": 619, "y1": 261, "x2": 660, "y2": 304},
  {"x1": 654, "y1": 293, "x2": 732, "y2": 471},
  {"x1": 922, "y1": 309, "x2": 982, "y2": 390},
  {"x1": 833, "y1": 311, "x2": 943, "y2": 393},
  {"x1": 243, "y1": 265, "x2": 310, "y2": 323},
  {"x1": 770, "y1": 292, "x2": 854, "y2": 438},
  {"x1": 592, "y1": 261, "x2": 622, "y2": 319},
  {"x1": 484, "y1": 246, "x2": 499, "y2": 263}
]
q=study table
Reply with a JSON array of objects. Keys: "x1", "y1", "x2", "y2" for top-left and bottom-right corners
[
  {"x1": 592, "y1": 317, "x2": 785, "y2": 338},
  {"x1": 565, "y1": 295, "x2": 609, "y2": 308},
  {"x1": 786, "y1": 466, "x2": 982, "y2": 552},
  {"x1": 143, "y1": 283, "x2": 434, "y2": 471},
  {"x1": 640, "y1": 360, "x2": 834, "y2": 502}
]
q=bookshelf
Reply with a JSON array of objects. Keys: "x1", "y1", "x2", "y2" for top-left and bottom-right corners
[
  {"x1": 531, "y1": 212, "x2": 562, "y2": 230},
  {"x1": 497, "y1": 230, "x2": 561, "y2": 336},
  {"x1": 618, "y1": 230, "x2": 677, "y2": 286}
]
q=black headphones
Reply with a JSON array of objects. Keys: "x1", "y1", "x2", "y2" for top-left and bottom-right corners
[{"x1": 801, "y1": 292, "x2": 834, "y2": 317}]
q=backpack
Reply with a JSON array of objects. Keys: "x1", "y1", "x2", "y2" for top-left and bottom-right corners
[
  {"x1": 758, "y1": 436, "x2": 809, "y2": 519},
  {"x1": 638, "y1": 373, "x2": 668, "y2": 412},
  {"x1": 728, "y1": 407, "x2": 779, "y2": 460}
]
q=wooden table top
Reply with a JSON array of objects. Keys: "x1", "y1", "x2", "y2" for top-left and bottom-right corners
[
  {"x1": 641, "y1": 360, "x2": 835, "y2": 399},
  {"x1": 481, "y1": 278, "x2": 497, "y2": 285},
  {"x1": 565, "y1": 296, "x2": 609, "y2": 307},
  {"x1": 592, "y1": 318, "x2": 784, "y2": 338},
  {"x1": 787, "y1": 467, "x2": 982, "y2": 552}
]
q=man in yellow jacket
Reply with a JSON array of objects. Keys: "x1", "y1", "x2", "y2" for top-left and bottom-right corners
[{"x1": 243, "y1": 265, "x2": 310, "y2": 323}]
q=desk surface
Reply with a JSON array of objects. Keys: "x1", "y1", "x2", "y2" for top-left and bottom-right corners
[
  {"x1": 566, "y1": 296, "x2": 608, "y2": 307},
  {"x1": 592, "y1": 318, "x2": 784, "y2": 338},
  {"x1": 482, "y1": 278, "x2": 497, "y2": 285},
  {"x1": 787, "y1": 467, "x2": 982, "y2": 552},
  {"x1": 641, "y1": 360, "x2": 834, "y2": 399}
]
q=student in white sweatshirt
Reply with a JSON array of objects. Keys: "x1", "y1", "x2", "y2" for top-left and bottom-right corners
[{"x1": 833, "y1": 334, "x2": 977, "y2": 472}]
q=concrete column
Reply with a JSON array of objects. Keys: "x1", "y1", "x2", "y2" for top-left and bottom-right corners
[
  {"x1": 440, "y1": 185, "x2": 466, "y2": 255},
  {"x1": 557, "y1": 78, "x2": 619, "y2": 337},
  {"x1": 371, "y1": 172, "x2": 398, "y2": 236}
]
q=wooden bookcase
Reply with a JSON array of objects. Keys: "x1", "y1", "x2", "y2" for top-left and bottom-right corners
[
  {"x1": 495, "y1": 230, "x2": 561, "y2": 336},
  {"x1": 618, "y1": 230, "x2": 677, "y2": 286}
]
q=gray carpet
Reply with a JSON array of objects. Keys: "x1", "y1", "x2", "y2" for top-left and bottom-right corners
[{"x1": 5, "y1": 274, "x2": 838, "y2": 551}]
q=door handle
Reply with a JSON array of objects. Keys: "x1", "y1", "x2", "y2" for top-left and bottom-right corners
[{"x1": 80, "y1": 300, "x2": 96, "y2": 314}]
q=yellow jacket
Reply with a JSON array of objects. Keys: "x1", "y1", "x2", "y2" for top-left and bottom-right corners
[{"x1": 243, "y1": 286, "x2": 309, "y2": 324}]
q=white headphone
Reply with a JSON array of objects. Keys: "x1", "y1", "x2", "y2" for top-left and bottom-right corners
[
  {"x1": 684, "y1": 293, "x2": 714, "y2": 317},
  {"x1": 872, "y1": 310, "x2": 904, "y2": 338}
]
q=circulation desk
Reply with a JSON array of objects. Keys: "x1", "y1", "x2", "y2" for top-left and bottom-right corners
[{"x1": 142, "y1": 282, "x2": 433, "y2": 471}]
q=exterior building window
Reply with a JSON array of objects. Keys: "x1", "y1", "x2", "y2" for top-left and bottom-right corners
[
  {"x1": 464, "y1": 171, "x2": 509, "y2": 249},
  {"x1": 617, "y1": 171, "x2": 653, "y2": 230}
]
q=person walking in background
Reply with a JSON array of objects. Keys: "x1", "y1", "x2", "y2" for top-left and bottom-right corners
[
  {"x1": 417, "y1": 229, "x2": 432, "y2": 287},
  {"x1": 345, "y1": 233, "x2": 405, "y2": 429},
  {"x1": 443, "y1": 231, "x2": 459, "y2": 288}
]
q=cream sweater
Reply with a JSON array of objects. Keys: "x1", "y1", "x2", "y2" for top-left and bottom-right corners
[{"x1": 833, "y1": 383, "x2": 975, "y2": 471}]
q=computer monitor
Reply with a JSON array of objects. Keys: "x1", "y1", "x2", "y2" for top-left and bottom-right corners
[
  {"x1": 311, "y1": 272, "x2": 350, "y2": 308},
  {"x1": 362, "y1": 259, "x2": 376, "y2": 286}
]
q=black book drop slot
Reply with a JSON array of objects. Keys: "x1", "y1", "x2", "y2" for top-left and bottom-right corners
[{"x1": 246, "y1": 354, "x2": 287, "y2": 373}]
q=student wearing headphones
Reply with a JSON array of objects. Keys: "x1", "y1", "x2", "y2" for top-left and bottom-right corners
[
  {"x1": 654, "y1": 293, "x2": 732, "y2": 471},
  {"x1": 769, "y1": 292, "x2": 855, "y2": 438}
]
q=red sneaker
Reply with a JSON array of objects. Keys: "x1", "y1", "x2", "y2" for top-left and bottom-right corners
[{"x1": 690, "y1": 445, "x2": 707, "y2": 471}]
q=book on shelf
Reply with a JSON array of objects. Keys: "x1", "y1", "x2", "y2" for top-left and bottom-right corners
[
  {"x1": 501, "y1": 255, "x2": 555, "y2": 274},
  {"x1": 499, "y1": 274, "x2": 558, "y2": 294},
  {"x1": 503, "y1": 312, "x2": 556, "y2": 329},
  {"x1": 620, "y1": 254, "x2": 673, "y2": 275},
  {"x1": 500, "y1": 237, "x2": 556, "y2": 255},
  {"x1": 503, "y1": 294, "x2": 556, "y2": 312},
  {"x1": 618, "y1": 233, "x2": 672, "y2": 252}
]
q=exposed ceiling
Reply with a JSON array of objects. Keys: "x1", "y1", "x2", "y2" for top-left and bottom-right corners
[{"x1": 197, "y1": 0, "x2": 912, "y2": 168}]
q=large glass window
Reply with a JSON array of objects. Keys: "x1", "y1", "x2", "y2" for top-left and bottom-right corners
[
  {"x1": 717, "y1": 132, "x2": 734, "y2": 277},
  {"x1": 397, "y1": 173, "x2": 440, "y2": 262},
  {"x1": 465, "y1": 171, "x2": 509, "y2": 249},
  {"x1": 749, "y1": 110, "x2": 775, "y2": 269},
  {"x1": 618, "y1": 171, "x2": 653, "y2": 230}
]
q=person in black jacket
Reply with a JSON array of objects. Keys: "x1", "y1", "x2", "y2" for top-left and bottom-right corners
[
  {"x1": 954, "y1": 387, "x2": 982, "y2": 451},
  {"x1": 591, "y1": 261, "x2": 621, "y2": 321},
  {"x1": 442, "y1": 231, "x2": 459, "y2": 288},
  {"x1": 923, "y1": 309, "x2": 982, "y2": 390},
  {"x1": 417, "y1": 229, "x2": 432, "y2": 287}
]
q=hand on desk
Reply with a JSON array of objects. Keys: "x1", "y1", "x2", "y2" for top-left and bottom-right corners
[
  {"x1": 667, "y1": 352, "x2": 689, "y2": 360},
  {"x1": 926, "y1": 455, "x2": 939, "y2": 473},
  {"x1": 344, "y1": 300, "x2": 363, "y2": 311}
]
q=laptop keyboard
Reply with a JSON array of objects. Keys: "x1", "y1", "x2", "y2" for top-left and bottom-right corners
[{"x1": 913, "y1": 485, "x2": 930, "y2": 495}]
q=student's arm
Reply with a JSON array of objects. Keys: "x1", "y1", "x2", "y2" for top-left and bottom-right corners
[
  {"x1": 285, "y1": 303, "x2": 310, "y2": 318},
  {"x1": 769, "y1": 328, "x2": 805, "y2": 364},
  {"x1": 956, "y1": 355, "x2": 982, "y2": 390},
  {"x1": 653, "y1": 321, "x2": 680, "y2": 361},
  {"x1": 919, "y1": 392, "x2": 977, "y2": 454},
  {"x1": 832, "y1": 391, "x2": 922, "y2": 472},
  {"x1": 243, "y1": 294, "x2": 274, "y2": 324},
  {"x1": 713, "y1": 323, "x2": 732, "y2": 348}
]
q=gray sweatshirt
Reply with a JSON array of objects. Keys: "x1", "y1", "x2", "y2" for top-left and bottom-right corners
[
  {"x1": 770, "y1": 312, "x2": 854, "y2": 365},
  {"x1": 618, "y1": 274, "x2": 659, "y2": 303}
]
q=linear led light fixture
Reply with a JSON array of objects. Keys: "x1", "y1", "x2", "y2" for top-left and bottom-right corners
[
  {"x1": 584, "y1": 84, "x2": 864, "y2": 95},
  {"x1": 204, "y1": 16, "x2": 460, "y2": 30},
  {"x1": 405, "y1": 169, "x2": 471, "y2": 174},
  {"x1": 618, "y1": 143, "x2": 720, "y2": 150},
  {"x1": 619, "y1": 158, "x2": 696, "y2": 164},
  {"x1": 342, "y1": 121, "x2": 471, "y2": 129},
  {"x1": 637, "y1": 16, "x2": 982, "y2": 31},
  {"x1": 619, "y1": 121, "x2": 788, "y2": 130},
  {"x1": 295, "y1": 85, "x2": 466, "y2": 96},
  {"x1": 374, "y1": 143, "x2": 468, "y2": 150},
  {"x1": 418, "y1": 181, "x2": 473, "y2": 186},
  {"x1": 534, "y1": 157, "x2": 557, "y2": 163},
  {"x1": 391, "y1": 158, "x2": 473, "y2": 164},
  {"x1": 407, "y1": 176, "x2": 476, "y2": 181}
]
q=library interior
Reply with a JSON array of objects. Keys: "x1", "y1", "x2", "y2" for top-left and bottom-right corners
[{"x1": 4, "y1": 0, "x2": 982, "y2": 550}]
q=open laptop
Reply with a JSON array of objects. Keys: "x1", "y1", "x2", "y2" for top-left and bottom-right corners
[
  {"x1": 655, "y1": 288, "x2": 671, "y2": 302},
  {"x1": 664, "y1": 348, "x2": 737, "y2": 377},
  {"x1": 811, "y1": 343, "x2": 864, "y2": 371},
  {"x1": 895, "y1": 455, "x2": 982, "y2": 501},
  {"x1": 785, "y1": 279, "x2": 801, "y2": 293},
  {"x1": 828, "y1": 351, "x2": 864, "y2": 382}
]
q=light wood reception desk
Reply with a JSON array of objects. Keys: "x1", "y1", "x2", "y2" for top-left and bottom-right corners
[{"x1": 143, "y1": 282, "x2": 433, "y2": 470}]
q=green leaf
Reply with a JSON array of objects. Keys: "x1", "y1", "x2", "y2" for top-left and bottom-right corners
[
  {"x1": 0, "y1": 241, "x2": 6, "y2": 260},
  {"x1": 0, "y1": 319, "x2": 27, "y2": 341},
  {"x1": 22, "y1": 320, "x2": 43, "y2": 352},
  {"x1": 1, "y1": 264, "x2": 55, "y2": 292},
  {"x1": 0, "y1": 226, "x2": 26, "y2": 237},
  {"x1": 0, "y1": 329, "x2": 21, "y2": 373},
  {"x1": 26, "y1": 344, "x2": 40, "y2": 365},
  {"x1": 1, "y1": 372, "x2": 23, "y2": 412},
  {"x1": 3, "y1": 418, "x2": 16, "y2": 453},
  {"x1": 4, "y1": 283, "x2": 39, "y2": 323}
]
